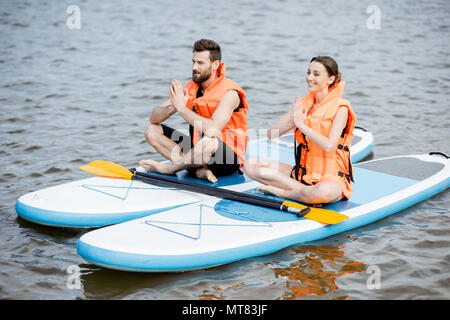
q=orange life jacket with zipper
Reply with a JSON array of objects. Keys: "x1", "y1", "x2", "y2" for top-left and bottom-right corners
[
  {"x1": 184, "y1": 62, "x2": 249, "y2": 167},
  {"x1": 292, "y1": 81, "x2": 357, "y2": 199}
]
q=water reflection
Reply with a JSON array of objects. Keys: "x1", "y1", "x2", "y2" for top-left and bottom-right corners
[
  {"x1": 80, "y1": 265, "x2": 188, "y2": 299},
  {"x1": 272, "y1": 242, "x2": 365, "y2": 300},
  {"x1": 198, "y1": 281, "x2": 247, "y2": 300}
]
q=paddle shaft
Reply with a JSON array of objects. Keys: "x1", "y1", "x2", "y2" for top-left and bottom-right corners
[{"x1": 131, "y1": 170, "x2": 310, "y2": 217}]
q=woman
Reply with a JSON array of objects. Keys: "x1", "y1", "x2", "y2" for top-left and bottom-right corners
[{"x1": 243, "y1": 56, "x2": 357, "y2": 205}]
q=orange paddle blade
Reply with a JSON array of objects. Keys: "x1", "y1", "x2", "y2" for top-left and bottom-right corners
[
  {"x1": 282, "y1": 201, "x2": 349, "y2": 224},
  {"x1": 80, "y1": 160, "x2": 133, "y2": 180}
]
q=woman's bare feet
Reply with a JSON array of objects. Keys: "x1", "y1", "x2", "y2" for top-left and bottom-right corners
[
  {"x1": 257, "y1": 185, "x2": 283, "y2": 197},
  {"x1": 257, "y1": 185, "x2": 324, "y2": 207}
]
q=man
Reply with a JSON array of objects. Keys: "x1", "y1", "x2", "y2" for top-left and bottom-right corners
[{"x1": 139, "y1": 39, "x2": 249, "y2": 183}]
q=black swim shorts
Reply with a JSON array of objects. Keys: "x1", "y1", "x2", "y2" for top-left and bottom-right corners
[{"x1": 161, "y1": 124, "x2": 241, "y2": 177}]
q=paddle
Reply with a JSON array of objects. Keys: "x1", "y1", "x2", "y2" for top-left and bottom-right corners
[{"x1": 80, "y1": 160, "x2": 349, "y2": 224}]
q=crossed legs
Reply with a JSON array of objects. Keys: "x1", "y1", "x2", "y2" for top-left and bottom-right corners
[
  {"x1": 139, "y1": 123, "x2": 219, "y2": 182},
  {"x1": 243, "y1": 158, "x2": 343, "y2": 205}
]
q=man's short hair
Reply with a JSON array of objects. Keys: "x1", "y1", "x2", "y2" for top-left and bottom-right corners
[{"x1": 193, "y1": 39, "x2": 221, "y2": 62}]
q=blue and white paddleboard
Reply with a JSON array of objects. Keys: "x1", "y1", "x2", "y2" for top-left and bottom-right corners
[
  {"x1": 77, "y1": 152, "x2": 449, "y2": 272},
  {"x1": 15, "y1": 128, "x2": 374, "y2": 228}
]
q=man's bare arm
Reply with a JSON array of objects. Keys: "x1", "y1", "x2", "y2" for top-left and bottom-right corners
[
  {"x1": 178, "y1": 90, "x2": 240, "y2": 138},
  {"x1": 150, "y1": 99, "x2": 177, "y2": 124}
]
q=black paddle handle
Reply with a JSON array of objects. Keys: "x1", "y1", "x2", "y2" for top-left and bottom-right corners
[
  {"x1": 132, "y1": 171, "x2": 309, "y2": 217},
  {"x1": 133, "y1": 170, "x2": 282, "y2": 206}
]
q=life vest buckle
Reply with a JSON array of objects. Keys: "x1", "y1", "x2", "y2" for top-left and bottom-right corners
[{"x1": 337, "y1": 144, "x2": 349, "y2": 152}]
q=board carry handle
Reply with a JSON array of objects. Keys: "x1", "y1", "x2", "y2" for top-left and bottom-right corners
[
  {"x1": 429, "y1": 152, "x2": 449, "y2": 159},
  {"x1": 354, "y1": 126, "x2": 368, "y2": 132}
]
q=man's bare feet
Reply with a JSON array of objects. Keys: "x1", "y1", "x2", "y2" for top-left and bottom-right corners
[
  {"x1": 195, "y1": 166, "x2": 218, "y2": 183},
  {"x1": 139, "y1": 160, "x2": 218, "y2": 183},
  {"x1": 138, "y1": 159, "x2": 176, "y2": 175}
]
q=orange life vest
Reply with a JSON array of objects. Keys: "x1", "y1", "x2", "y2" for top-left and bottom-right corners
[
  {"x1": 292, "y1": 81, "x2": 357, "y2": 200},
  {"x1": 184, "y1": 62, "x2": 249, "y2": 167}
]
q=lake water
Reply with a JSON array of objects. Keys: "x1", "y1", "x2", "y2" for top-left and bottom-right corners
[{"x1": 1, "y1": 0, "x2": 449, "y2": 300}]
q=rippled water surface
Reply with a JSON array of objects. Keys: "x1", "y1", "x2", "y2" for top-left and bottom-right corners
[{"x1": 1, "y1": 0, "x2": 449, "y2": 300}]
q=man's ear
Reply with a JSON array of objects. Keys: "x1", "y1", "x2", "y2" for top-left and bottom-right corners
[{"x1": 212, "y1": 60, "x2": 220, "y2": 72}]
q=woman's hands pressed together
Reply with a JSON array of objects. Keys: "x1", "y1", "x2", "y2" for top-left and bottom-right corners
[{"x1": 291, "y1": 96, "x2": 307, "y2": 130}]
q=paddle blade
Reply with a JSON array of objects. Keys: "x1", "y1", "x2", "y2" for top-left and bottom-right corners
[
  {"x1": 80, "y1": 160, "x2": 133, "y2": 180},
  {"x1": 304, "y1": 208, "x2": 349, "y2": 224},
  {"x1": 282, "y1": 201, "x2": 349, "y2": 224}
]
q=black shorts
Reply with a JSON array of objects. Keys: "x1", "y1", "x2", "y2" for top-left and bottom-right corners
[{"x1": 161, "y1": 124, "x2": 240, "y2": 177}]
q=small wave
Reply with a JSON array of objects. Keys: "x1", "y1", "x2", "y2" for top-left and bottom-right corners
[
  {"x1": 2, "y1": 81, "x2": 46, "y2": 89},
  {"x1": 67, "y1": 106, "x2": 82, "y2": 111},
  {"x1": 24, "y1": 146, "x2": 42, "y2": 152},
  {"x1": 42, "y1": 93, "x2": 68, "y2": 100},
  {"x1": 414, "y1": 239, "x2": 450, "y2": 249},
  {"x1": 44, "y1": 167, "x2": 70, "y2": 174},
  {"x1": 132, "y1": 95, "x2": 150, "y2": 100},
  {"x1": 69, "y1": 158, "x2": 85, "y2": 164},
  {"x1": 51, "y1": 58, "x2": 66, "y2": 64},
  {"x1": 7, "y1": 129, "x2": 26, "y2": 134},
  {"x1": 30, "y1": 172, "x2": 42, "y2": 178},
  {"x1": 351, "y1": 91, "x2": 369, "y2": 97},
  {"x1": 3, "y1": 173, "x2": 16, "y2": 179},
  {"x1": 12, "y1": 22, "x2": 29, "y2": 28},
  {"x1": 135, "y1": 78, "x2": 153, "y2": 84},
  {"x1": 3, "y1": 142, "x2": 22, "y2": 148}
]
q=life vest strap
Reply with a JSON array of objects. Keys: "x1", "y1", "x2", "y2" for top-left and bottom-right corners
[
  {"x1": 298, "y1": 143, "x2": 309, "y2": 151},
  {"x1": 293, "y1": 130, "x2": 355, "y2": 185},
  {"x1": 338, "y1": 171, "x2": 353, "y2": 183},
  {"x1": 337, "y1": 143, "x2": 354, "y2": 182},
  {"x1": 292, "y1": 129, "x2": 309, "y2": 184},
  {"x1": 290, "y1": 165, "x2": 314, "y2": 186}
]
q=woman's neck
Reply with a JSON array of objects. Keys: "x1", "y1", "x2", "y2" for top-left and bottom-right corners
[{"x1": 313, "y1": 86, "x2": 329, "y2": 104}]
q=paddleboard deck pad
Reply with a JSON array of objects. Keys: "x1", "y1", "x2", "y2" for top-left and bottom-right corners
[
  {"x1": 77, "y1": 153, "x2": 449, "y2": 272},
  {"x1": 15, "y1": 128, "x2": 373, "y2": 228}
]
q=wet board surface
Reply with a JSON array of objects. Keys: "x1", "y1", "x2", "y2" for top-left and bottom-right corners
[
  {"x1": 77, "y1": 153, "x2": 449, "y2": 272},
  {"x1": 15, "y1": 128, "x2": 374, "y2": 228}
]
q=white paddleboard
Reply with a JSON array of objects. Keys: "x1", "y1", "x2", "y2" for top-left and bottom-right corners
[
  {"x1": 77, "y1": 152, "x2": 449, "y2": 272},
  {"x1": 15, "y1": 127, "x2": 373, "y2": 228}
]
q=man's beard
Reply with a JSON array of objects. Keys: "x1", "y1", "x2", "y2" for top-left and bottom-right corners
[{"x1": 192, "y1": 70, "x2": 212, "y2": 84}]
